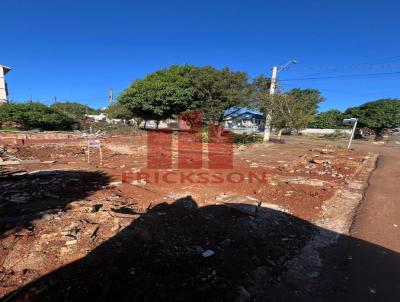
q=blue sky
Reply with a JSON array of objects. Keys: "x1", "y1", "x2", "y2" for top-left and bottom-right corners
[{"x1": 2, "y1": 0, "x2": 399, "y2": 111}]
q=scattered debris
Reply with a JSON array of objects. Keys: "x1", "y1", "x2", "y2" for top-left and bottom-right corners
[
  {"x1": 369, "y1": 287, "x2": 377, "y2": 294},
  {"x1": 0, "y1": 136, "x2": 373, "y2": 300},
  {"x1": 65, "y1": 239, "x2": 78, "y2": 246},
  {"x1": 202, "y1": 249, "x2": 215, "y2": 258},
  {"x1": 0, "y1": 159, "x2": 41, "y2": 165}
]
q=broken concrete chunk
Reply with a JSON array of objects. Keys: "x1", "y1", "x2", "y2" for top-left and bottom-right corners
[
  {"x1": 202, "y1": 249, "x2": 215, "y2": 258},
  {"x1": 309, "y1": 158, "x2": 331, "y2": 165},
  {"x1": 65, "y1": 239, "x2": 78, "y2": 246},
  {"x1": 131, "y1": 179, "x2": 147, "y2": 186}
]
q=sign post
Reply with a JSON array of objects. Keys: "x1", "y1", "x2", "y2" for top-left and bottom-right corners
[
  {"x1": 87, "y1": 138, "x2": 90, "y2": 164},
  {"x1": 343, "y1": 118, "x2": 358, "y2": 149},
  {"x1": 87, "y1": 139, "x2": 102, "y2": 164}
]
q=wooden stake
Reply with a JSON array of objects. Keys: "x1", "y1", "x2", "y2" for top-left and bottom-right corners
[
  {"x1": 87, "y1": 138, "x2": 90, "y2": 164},
  {"x1": 99, "y1": 145, "x2": 103, "y2": 166}
]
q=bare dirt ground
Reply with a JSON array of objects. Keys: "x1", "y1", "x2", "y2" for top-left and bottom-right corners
[
  {"x1": 0, "y1": 134, "x2": 386, "y2": 301},
  {"x1": 280, "y1": 137, "x2": 400, "y2": 302}
]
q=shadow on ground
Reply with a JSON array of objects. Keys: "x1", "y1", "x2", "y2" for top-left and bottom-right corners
[
  {"x1": 0, "y1": 169, "x2": 111, "y2": 235},
  {"x1": 1, "y1": 195, "x2": 399, "y2": 302}
]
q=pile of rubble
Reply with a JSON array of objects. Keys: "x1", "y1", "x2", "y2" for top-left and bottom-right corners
[
  {"x1": 0, "y1": 145, "x2": 15, "y2": 162},
  {"x1": 0, "y1": 144, "x2": 55, "y2": 165},
  {"x1": 0, "y1": 144, "x2": 32, "y2": 165}
]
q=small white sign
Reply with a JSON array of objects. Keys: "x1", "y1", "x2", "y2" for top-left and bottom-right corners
[{"x1": 89, "y1": 139, "x2": 101, "y2": 148}]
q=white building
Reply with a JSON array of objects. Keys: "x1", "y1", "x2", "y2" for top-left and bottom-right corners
[
  {"x1": 85, "y1": 113, "x2": 125, "y2": 125},
  {"x1": 86, "y1": 113, "x2": 108, "y2": 122},
  {"x1": 0, "y1": 65, "x2": 11, "y2": 104}
]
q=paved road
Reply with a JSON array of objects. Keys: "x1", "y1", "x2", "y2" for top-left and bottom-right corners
[{"x1": 339, "y1": 142, "x2": 400, "y2": 301}]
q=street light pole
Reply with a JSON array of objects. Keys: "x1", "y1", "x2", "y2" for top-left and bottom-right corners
[
  {"x1": 269, "y1": 66, "x2": 278, "y2": 95},
  {"x1": 263, "y1": 60, "x2": 296, "y2": 142},
  {"x1": 263, "y1": 66, "x2": 277, "y2": 142}
]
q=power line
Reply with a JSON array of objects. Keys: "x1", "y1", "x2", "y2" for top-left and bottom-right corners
[
  {"x1": 280, "y1": 71, "x2": 400, "y2": 82},
  {"x1": 287, "y1": 62, "x2": 400, "y2": 72}
]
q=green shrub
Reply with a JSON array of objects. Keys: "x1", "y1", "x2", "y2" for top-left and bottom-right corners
[
  {"x1": 0, "y1": 102, "x2": 77, "y2": 131},
  {"x1": 233, "y1": 133, "x2": 263, "y2": 145},
  {"x1": 51, "y1": 102, "x2": 100, "y2": 121}
]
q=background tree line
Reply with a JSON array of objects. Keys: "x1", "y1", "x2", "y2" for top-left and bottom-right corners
[
  {"x1": 0, "y1": 64, "x2": 399, "y2": 134},
  {"x1": 0, "y1": 102, "x2": 98, "y2": 131}
]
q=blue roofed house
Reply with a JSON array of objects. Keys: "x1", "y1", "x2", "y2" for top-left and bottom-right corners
[{"x1": 224, "y1": 108, "x2": 264, "y2": 132}]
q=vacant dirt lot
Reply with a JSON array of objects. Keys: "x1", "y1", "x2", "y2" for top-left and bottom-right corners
[{"x1": 0, "y1": 134, "x2": 377, "y2": 301}]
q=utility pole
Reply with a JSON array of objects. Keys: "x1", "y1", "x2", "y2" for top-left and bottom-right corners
[
  {"x1": 54, "y1": 96, "x2": 57, "y2": 104},
  {"x1": 109, "y1": 88, "x2": 113, "y2": 105},
  {"x1": 262, "y1": 60, "x2": 297, "y2": 142},
  {"x1": 263, "y1": 66, "x2": 278, "y2": 142}
]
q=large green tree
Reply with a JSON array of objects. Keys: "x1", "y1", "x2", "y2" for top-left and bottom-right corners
[
  {"x1": 188, "y1": 66, "x2": 250, "y2": 126},
  {"x1": 270, "y1": 89, "x2": 323, "y2": 130},
  {"x1": 345, "y1": 99, "x2": 400, "y2": 133},
  {"x1": 119, "y1": 65, "x2": 250, "y2": 131},
  {"x1": 253, "y1": 85, "x2": 324, "y2": 135},
  {"x1": 0, "y1": 102, "x2": 77, "y2": 130},
  {"x1": 118, "y1": 65, "x2": 197, "y2": 126}
]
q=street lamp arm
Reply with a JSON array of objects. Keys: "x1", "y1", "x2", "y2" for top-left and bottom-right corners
[{"x1": 277, "y1": 59, "x2": 297, "y2": 72}]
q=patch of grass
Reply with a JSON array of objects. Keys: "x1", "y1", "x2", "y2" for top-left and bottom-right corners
[
  {"x1": 84, "y1": 123, "x2": 140, "y2": 135},
  {"x1": 233, "y1": 133, "x2": 263, "y2": 145},
  {"x1": 324, "y1": 129, "x2": 350, "y2": 140},
  {"x1": 201, "y1": 129, "x2": 209, "y2": 142},
  {"x1": 0, "y1": 125, "x2": 20, "y2": 131}
]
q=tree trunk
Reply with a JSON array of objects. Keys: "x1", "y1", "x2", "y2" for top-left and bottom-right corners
[
  {"x1": 263, "y1": 111, "x2": 272, "y2": 142},
  {"x1": 156, "y1": 121, "x2": 160, "y2": 130},
  {"x1": 214, "y1": 125, "x2": 223, "y2": 138}
]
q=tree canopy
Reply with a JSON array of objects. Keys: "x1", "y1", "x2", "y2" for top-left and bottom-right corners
[
  {"x1": 51, "y1": 102, "x2": 99, "y2": 121},
  {"x1": 253, "y1": 86, "x2": 324, "y2": 131},
  {"x1": 309, "y1": 109, "x2": 345, "y2": 129},
  {"x1": 251, "y1": 74, "x2": 273, "y2": 111},
  {"x1": 118, "y1": 65, "x2": 197, "y2": 122},
  {"x1": 344, "y1": 99, "x2": 400, "y2": 133},
  {"x1": 269, "y1": 89, "x2": 324, "y2": 130},
  {"x1": 0, "y1": 102, "x2": 77, "y2": 130},
  {"x1": 105, "y1": 102, "x2": 133, "y2": 120},
  {"x1": 118, "y1": 65, "x2": 250, "y2": 127},
  {"x1": 188, "y1": 66, "x2": 250, "y2": 125}
]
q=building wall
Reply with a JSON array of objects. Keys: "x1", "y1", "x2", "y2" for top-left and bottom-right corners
[
  {"x1": 0, "y1": 68, "x2": 8, "y2": 104},
  {"x1": 300, "y1": 128, "x2": 352, "y2": 136}
]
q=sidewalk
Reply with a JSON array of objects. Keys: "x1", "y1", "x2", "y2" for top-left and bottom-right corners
[{"x1": 341, "y1": 142, "x2": 400, "y2": 301}]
